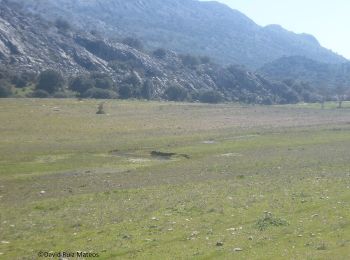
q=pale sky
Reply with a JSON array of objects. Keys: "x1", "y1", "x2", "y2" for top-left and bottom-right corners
[{"x1": 203, "y1": 0, "x2": 350, "y2": 59}]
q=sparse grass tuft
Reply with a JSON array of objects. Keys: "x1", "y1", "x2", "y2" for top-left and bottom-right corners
[{"x1": 256, "y1": 212, "x2": 289, "y2": 231}]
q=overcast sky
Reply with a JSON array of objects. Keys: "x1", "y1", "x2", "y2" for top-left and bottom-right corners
[{"x1": 204, "y1": 0, "x2": 350, "y2": 59}]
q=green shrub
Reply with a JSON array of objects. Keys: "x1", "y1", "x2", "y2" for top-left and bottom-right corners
[
  {"x1": 11, "y1": 74, "x2": 27, "y2": 88},
  {"x1": 199, "y1": 56, "x2": 211, "y2": 64},
  {"x1": 199, "y1": 90, "x2": 223, "y2": 104},
  {"x1": 124, "y1": 71, "x2": 142, "y2": 87},
  {"x1": 180, "y1": 54, "x2": 200, "y2": 68},
  {"x1": 36, "y1": 70, "x2": 65, "y2": 94},
  {"x1": 53, "y1": 91, "x2": 75, "y2": 99},
  {"x1": 165, "y1": 84, "x2": 188, "y2": 101},
  {"x1": 69, "y1": 75, "x2": 95, "y2": 94},
  {"x1": 118, "y1": 84, "x2": 134, "y2": 99},
  {"x1": 118, "y1": 71, "x2": 143, "y2": 99},
  {"x1": 153, "y1": 48, "x2": 167, "y2": 59},
  {"x1": 0, "y1": 81, "x2": 12, "y2": 98},
  {"x1": 96, "y1": 102, "x2": 106, "y2": 114},
  {"x1": 256, "y1": 212, "x2": 288, "y2": 231},
  {"x1": 90, "y1": 73, "x2": 115, "y2": 90},
  {"x1": 141, "y1": 80, "x2": 156, "y2": 100},
  {"x1": 32, "y1": 89, "x2": 50, "y2": 98},
  {"x1": 83, "y1": 88, "x2": 117, "y2": 99},
  {"x1": 122, "y1": 37, "x2": 143, "y2": 50},
  {"x1": 95, "y1": 77, "x2": 114, "y2": 89},
  {"x1": 55, "y1": 18, "x2": 71, "y2": 31}
]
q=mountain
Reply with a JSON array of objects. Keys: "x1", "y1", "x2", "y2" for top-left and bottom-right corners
[
  {"x1": 1, "y1": 0, "x2": 319, "y2": 104},
  {"x1": 259, "y1": 56, "x2": 350, "y2": 95},
  {"x1": 8, "y1": 0, "x2": 346, "y2": 69}
]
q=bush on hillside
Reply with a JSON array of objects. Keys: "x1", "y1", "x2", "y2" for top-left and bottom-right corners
[
  {"x1": 69, "y1": 75, "x2": 95, "y2": 94},
  {"x1": 36, "y1": 70, "x2": 65, "y2": 94},
  {"x1": 122, "y1": 37, "x2": 143, "y2": 50},
  {"x1": 0, "y1": 81, "x2": 12, "y2": 98},
  {"x1": 118, "y1": 84, "x2": 134, "y2": 99},
  {"x1": 165, "y1": 84, "x2": 188, "y2": 101},
  {"x1": 141, "y1": 79, "x2": 156, "y2": 100},
  {"x1": 180, "y1": 54, "x2": 200, "y2": 68},
  {"x1": 55, "y1": 18, "x2": 71, "y2": 31},
  {"x1": 199, "y1": 90, "x2": 223, "y2": 103},
  {"x1": 153, "y1": 48, "x2": 167, "y2": 59},
  {"x1": 83, "y1": 88, "x2": 117, "y2": 99},
  {"x1": 90, "y1": 73, "x2": 115, "y2": 90},
  {"x1": 53, "y1": 91, "x2": 75, "y2": 99},
  {"x1": 31, "y1": 89, "x2": 50, "y2": 98}
]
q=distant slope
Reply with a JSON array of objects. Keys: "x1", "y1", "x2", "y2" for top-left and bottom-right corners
[
  {"x1": 259, "y1": 56, "x2": 350, "y2": 91},
  {"x1": 9, "y1": 0, "x2": 347, "y2": 68}
]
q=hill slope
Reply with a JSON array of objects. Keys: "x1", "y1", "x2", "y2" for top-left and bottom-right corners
[
  {"x1": 8, "y1": 0, "x2": 346, "y2": 68},
  {"x1": 1, "y1": 0, "x2": 319, "y2": 104},
  {"x1": 259, "y1": 56, "x2": 350, "y2": 94}
]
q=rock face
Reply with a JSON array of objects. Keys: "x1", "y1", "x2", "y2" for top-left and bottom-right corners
[
  {"x1": 0, "y1": 0, "x2": 110, "y2": 74},
  {"x1": 0, "y1": 0, "x2": 318, "y2": 103},
  {"x1": 8, "y1": 0, "x2": 347, "y2": 68}
]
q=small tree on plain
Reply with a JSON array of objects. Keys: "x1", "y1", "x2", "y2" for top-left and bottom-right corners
[
  {"x1": 96, "y1": 102, "x2": 105, "y2": 114},
  {"x1": 335, "y1": 86, "x2": 347, "y2": 108}
]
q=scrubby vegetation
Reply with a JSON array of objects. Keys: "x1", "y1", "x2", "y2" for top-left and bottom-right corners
[{"x1": 0, "y1": 59, "x2": 346, "y2": 105}]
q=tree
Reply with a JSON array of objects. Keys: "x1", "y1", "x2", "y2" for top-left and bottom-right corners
[
  {"x1": 83, "y1": 88, "x2": 117, "y2": 99},
  {"x1": 180, "y1": 54, "x2": 200, "y2": 68},
  {"x1": 199, "y1": 56, "x2": 211, "y2": 64},
  {"x1": 118, "y1": 84, "x2": 134, "y2": 99},
  {"x1": 55, "y1": 18, "x2": 71, "y2": 31},
  {"x1": 95, "y1": 77, "x2": 114, "y2": 90},
  {"x1": 141, "y1": 79, "x2": 156, "y2": 100},
  {"x1": 90, "y1": 73, "x2": 115, "y2": 90},
  {"x1": 69, "y1": 75, "x2": 94, "y2": 95},
  {"x1": 31, "y1": 89, "x2": 50, "y2": 98},
  {"x1": 124, "y1": 71, "x2": 142, "y2": 87},
  {"x1": 335, "y1": 86, "x2": 347, "y2": 108},
  {"x1": 118, "y1": 71, "x2": 142, "y2": 99},
  {"x1": 199, "y1": 90, "x2": 223, "y2": 104},
  {"x1": 165, "y1": 84, "x2": 188, "y2": 101},
  {"x1": 96, "y1": 102, "x2": 106, "y2": 114},
  {"x1": 153, "y1": 48, "x2": 167, "y2": 59},
  {"x1": 0, "y1": 80, "x2": 12, "y2": 98},
  {"x1": 36, "y1": 70, "x2": 65, "y2": 94},
  {"x1": 122, "y1": 37, "x2": 143, "y2": 50}
]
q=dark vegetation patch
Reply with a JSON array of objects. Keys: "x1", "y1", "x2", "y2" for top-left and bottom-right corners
[{"x1": 151, "y1": 151, "x2": 190, "y2": 159}]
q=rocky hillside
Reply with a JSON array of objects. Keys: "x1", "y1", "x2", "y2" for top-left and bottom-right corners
[
  {"x1": 8, "y1": 0, "x2": 346, "y2": 69},
  {"x1": 0, "y1": 0, "x2": 320, "y2": 103},
  {"x1": 259, "y1": 56, "x2": 350, "y2": 95}
]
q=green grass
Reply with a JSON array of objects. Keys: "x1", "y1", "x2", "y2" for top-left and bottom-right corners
[{"x1": 0, "y1": 99, "x2": 350, "y2": 259}]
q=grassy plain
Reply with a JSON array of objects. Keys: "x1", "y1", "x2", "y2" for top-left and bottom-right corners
[{"x1": 0, "y1": 99, "x2": 350, "y2": 259}]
